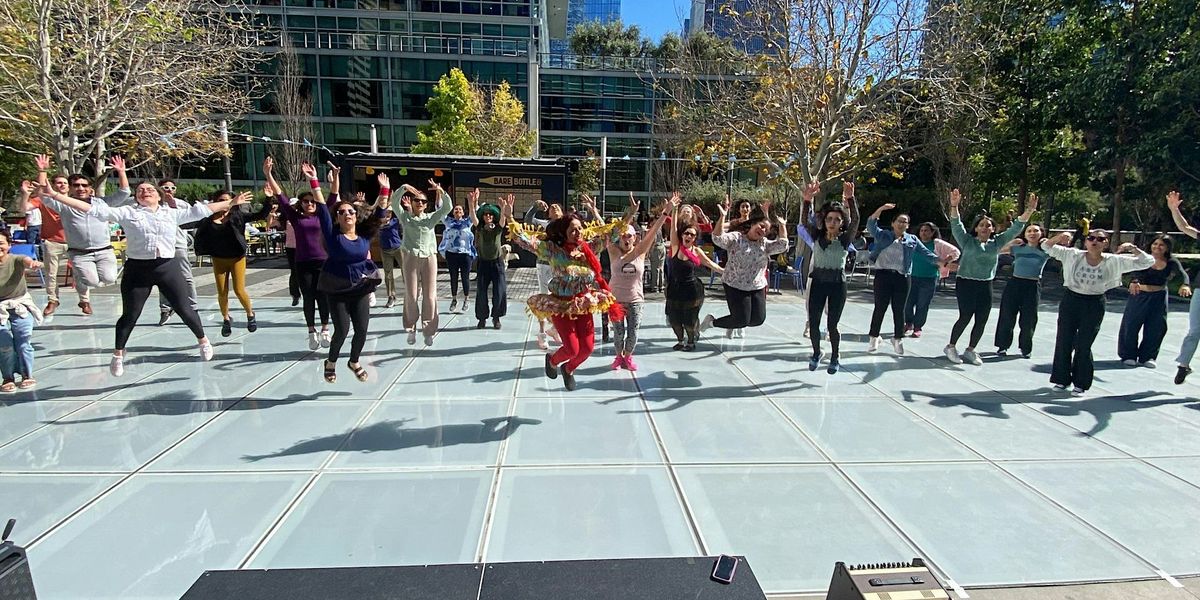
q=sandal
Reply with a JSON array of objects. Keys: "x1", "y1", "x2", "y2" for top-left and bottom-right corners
[
  {"x1": 672, "y1": 342, "x2": 685, "y2": 351},
  {"x1": 348, "y1": 361, "x2": 368, "y2": 382},
  {"x1": 0, "y1": 381, "x2": 14, "y2": 393},
  {"x1": 17, "y1": 378, "x2": 36, "y2": 390},
  {"x1": 323, "y1": 360, "x2": 336, "y2": 383}
]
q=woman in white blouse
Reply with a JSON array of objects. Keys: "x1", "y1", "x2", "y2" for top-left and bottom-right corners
[
  {"x1": 1041, "y1": 228, "x2": 1153, "y2": 394},
  {"x1": 701, "y1": 203, "x2": 790, "y2": 336},
  {"x1": 40, "y1": 181, "x2": 246, "y2": 376}
]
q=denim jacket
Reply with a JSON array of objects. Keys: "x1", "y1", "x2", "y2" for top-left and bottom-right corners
[{"x1": 866, "y1": 217, "x2": 939, "y2": 275}]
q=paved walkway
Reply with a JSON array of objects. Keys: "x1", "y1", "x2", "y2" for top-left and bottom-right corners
[{"x1": 5, "y1": 268, "x2": 1200, "y2": 599}]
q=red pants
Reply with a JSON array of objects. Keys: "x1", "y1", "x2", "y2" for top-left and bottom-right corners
[{"x1": 549, "y1": 314, "x2": 595, "y2": 372}]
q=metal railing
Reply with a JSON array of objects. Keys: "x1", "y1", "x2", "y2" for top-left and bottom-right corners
[{"x1": 275, "y1": 31, "x2": 530, "y2": 57}]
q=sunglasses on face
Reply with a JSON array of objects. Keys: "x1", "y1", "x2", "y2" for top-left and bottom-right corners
[
  {"x1": 300, "y1": 198, "x2": 317, "y2": 204},
  {"x1": 682, "y1": 231, "x2": 697, "y2": 237},
  {"x1": 1086, "y1": 235, "x2": 1108, "y2": 242},
  {"x1": 337, "y1": 209, "x2": 357, "y2": 216},
  {"x1": 71, "y1": 183, "x2": 91, "y2": 188},
  {"x1": 161, "y1": 186, "x2": 176, "y2": 191}
]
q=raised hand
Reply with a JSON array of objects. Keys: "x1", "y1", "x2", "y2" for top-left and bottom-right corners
[
  {"x1": 878, "y1": 203, "x2": 897, "y2": 213},
  {"x1": 1027, "y1": 193, "x2": 1038, "y2": 212},
  {"x1": 469, "y1": 188, "x2": 480, "y2": 206},
  {"x1": 300, "y1": 162, "x2": 318, "y2": 180},
  {"x1": 107, "y1": 155, "x2": 126, "y2": 173},
  {"x1": 842, "y1": 180, "x2": 855, "y2": 199},
  {"x1": 35, "y1": 154, "x2": 51, "y2": 172},
  {"x1": 20, "y1": 180, "x2": 35, "y2": 196},
  {"x1": 400, "y1": 196, "x2": 412, "y2": 211},
  {"x1": 715, "y1": 200, "x2": 727, "y2": 218},
  {"x1": 263, "y1": 156, "x2": 274, "y2": 174},
  {"x1": 1117, "y1": 242, "x2": 1138, "y2": 254},
  {"x1": 355, "y1": 191, "x2": 367, "y2": 204},
  {"x1": 949, "y1": 188, "x2": 961, "y2": 208},
  {"x1": 234, "y1": 191, "x2": 253, "y2": 205},
  {"x1": 376, "y1": 172, "x2": 390, "y2": 189},
  {"x1": 325, "y1": 161, "x2": 341, "y2": 179},
  {"x1": 428, "y1": 178, "x2": 442, "y2": 191},
  {"x1": 535, "y1": 199, "x2": 548, "y2": 211},
  {"x1": 1054, "y1": 231, "x2": 1072, "y2": 245},
  {"x1": 1168, "y1": 191, "x2": 1183, "y2": 211},
  {"x1": 802, "y1": 181, "x2": 821, "y2": 203}
]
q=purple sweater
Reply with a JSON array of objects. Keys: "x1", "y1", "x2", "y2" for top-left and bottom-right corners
[{"x1": 276, "y1": 193, "x2": 327, "y2": 262}]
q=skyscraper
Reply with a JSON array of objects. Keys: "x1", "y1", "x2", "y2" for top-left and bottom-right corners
[
  {"x1": 686, "y1": 0, "x2": 767, "y2": 54},
  {"x1": 548, "y1": 0, "x2": 621, "y2": 54}
]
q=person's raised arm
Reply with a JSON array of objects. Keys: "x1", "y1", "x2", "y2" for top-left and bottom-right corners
[
  {"x1": 468, "y1": 188, "x2": 480, "y2": 226},
  {"x1": 37, "y1": 183, "x2": 91, "y2": 213},
  {"x1": 499, "y1": 194, "x2": 514, "y2": 227},
  {"x1": 843, "y1": 181, "x2": 860, "y2": 235},
  {"x1": 1018, "y1": 192, "x2": 1038, "y2": 222},
  {"x1": 947, "y1": 189, "x2": 971, "y2": 246},
  {"x1": 243, "y1": 192, "x2": 274, "y2": 222},
  {"x1": 623, "y1": 192, "x2": 639, "y2": 228},
  {"x1": 301, "y1": 162, "x2": 325, "y2": 204},
  {"x1": 1040, "y1": 232, "x2": 1074, "y2": 260},
  {"x1": 263, "y1": 156, "x2": 284, "y2": 197},
  {"x1": 327, "y1": 161, "x2": 341, "y2": 197},
  {"x1": 19, "y1": 180, "x2": 35, "y2": 213},
  {"x1": 995, "y1": 193, "x2": 1037, "y2": 246},
  {"x1": 867, "y1": 202, "x2": 893, "y2": 237},
  {"x1": 630, "y1": 197, "x2": 675, "y2": 259},
  {"x1": 428, "y1": 179, "x2": 453, "y2": 220},
  {"x1": 668, "y1": 200, "x2": 681, "y2": 256},
  {"x1": 713, "y1": 200, "x2": 727, "y2": 238},
  {"x1": 698, "y1": 247, "x2": 723, "y2": 273},
  {"x1": 34, "y1": 154, "x2": 50, "y2": 190},
  {"x1": 800, "y1": 182, "x2": 817, "y2": 234},
  {"x1": 1168, "y1": 191, "x2": 1200, "y2": 239},
  {"x1": 178, "y1": 192, "x2": 247, "y2": 225},
  {"x1": 101, "y1": 156, "x2": 132, "y2": 206}
]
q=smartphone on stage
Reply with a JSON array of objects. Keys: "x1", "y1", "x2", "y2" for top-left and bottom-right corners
[{"x1": 711, "y1": 554, "x2": 739, "y2": 584}]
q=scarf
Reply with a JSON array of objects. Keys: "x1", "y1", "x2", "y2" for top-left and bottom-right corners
[
  {"x1": 677, "y1": 244, "x2": 702, "y2": 266},
  {"x1": 564, "y1": 240, "x2": 625, "y2": 320}
]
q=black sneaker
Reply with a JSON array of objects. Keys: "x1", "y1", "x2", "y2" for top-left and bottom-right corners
[
  {"x1": 291, "y1": 296, "x2": 300, "y2": 307},
  {"x1": 563, "y1": 368, "x2": 576, "y2": 391},
  {"x1": 672, "y1": 342, "x2": 685, "y2": 351},
  {"x1": 996, "y1": 348, "x2": 1007, "y2": 357},
  {"x1": 544, "y1": 354, "x2": 559, "y2": 379},
  {"x1": 221, "y1": 318, "x2": 232, "y2": 337},
  {"x1": 158, "y1": 309, "x2": 173, "y2": 326},
  {"x1": 247, "y1": 314, "x2": 257, "y2": 333},
  {"x1": 476, "y1": 319, "x2": 486, "y2": 329},
  {"x1": 827, "y1": 358, "x2": 840, "y2": 374},
  {"x1": 808, "y1": 352, "x2": 822, "y2": 371},
  {"x1": 1177, "y1": 366, "x2": 1193, "y2": 385}
]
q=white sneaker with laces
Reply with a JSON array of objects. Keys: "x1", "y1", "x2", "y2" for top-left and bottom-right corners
[
  {"x1": 892, "y1": 338, "x2": 904, "y2": 356},
  {"x1": 320, "y1": 330, "x2": 332, "y2": 348},
  {"x1": 1143, "y1": 359, "x2": 1157, "y2": 369},
  {"x1": 962, "y1": 349, "x2": 982, "y2": 365},
  {"x1": 369, "y1": 293, "x2": 378, "y2": 308},
  {"x1": 109, "y1": 354, "x2": 124, "y2": 377},
  {"x1": 944, "y1": 345, "x2": 962, "y2": 364},
  {"x1": 198, "y1": 341, "x2": 214, "y2": 361},
  {"x1": 308, "y1": 332, "x2": 321, "y2": 351},
  {"x1": 867, "y1": 337, "x2": 880, "y2": 353}
]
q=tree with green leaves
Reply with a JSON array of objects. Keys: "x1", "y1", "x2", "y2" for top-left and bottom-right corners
[
  {"x1": 571, "y1": 149, "x2": 599, "y2": 203},
  {"x1": 412, "y1": 68, "x2": 535, "y2": 157}
]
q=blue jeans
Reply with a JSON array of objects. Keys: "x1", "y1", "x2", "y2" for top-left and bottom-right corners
[
  {"x1": 0, "y1": 311, "x2": 35, "y2": 381},
  {"x1": 904, "y1": 276, "x2": 937, "y2": 329},
  {"x1": 1177, "y1": 292, "x2": 1200, "y2": 367}
]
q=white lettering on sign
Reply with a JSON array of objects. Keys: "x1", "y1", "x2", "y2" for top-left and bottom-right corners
[{"x1": 479, "y1": 176, "x2": 542, "y2": 187}]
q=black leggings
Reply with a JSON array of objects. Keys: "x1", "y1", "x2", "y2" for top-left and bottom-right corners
[
  {"x1": 116, "y1": 257, "x2": 205, "y2": 350},
  {"x1": 950, "y1": 277, "x2": 993, "y2": 348},
  {"x1": 869, "y1": 269, "x2": 910, "y2": 338},
  {"x1": 994, "y1": 277, "x2": 1040, "y2": 354},
  {"x1": 285, "y1": 247, "x2": 300, "y2": 299},
  {"x1": 328, "y1": 290, "x2": 372, "y2": 364},
  {"x1": 808, "y1": 275, "x2": 848, "y2": 358},
  {"x1": 713, "y1": 284, "x2": 767, "y2": 329},
  {"x1": 296, "y1": 259, "x2": 330, "y2": 329},
  {"x1": 447, "y1": 252, "x2": 472, "y2": 297}
]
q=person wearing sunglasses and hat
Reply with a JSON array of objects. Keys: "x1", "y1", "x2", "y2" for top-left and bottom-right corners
[
  {"x1": 1041, "y1": 226, "x2": 1153, "y2": 395},
  {"x1": 469, "y1": 190, "x2": 513, "y2": 330},
  {"x1": 396, "y1": 177, "x2": 453, "y2": 346}
]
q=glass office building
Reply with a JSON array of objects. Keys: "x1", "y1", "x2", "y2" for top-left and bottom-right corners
[{"x1": 214, "y1": 0, "x2": 655, "y2": 204}]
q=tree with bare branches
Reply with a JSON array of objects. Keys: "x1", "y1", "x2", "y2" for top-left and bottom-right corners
[
  {"x1": 271, "y1": 39, "x2": 316, "y2": 193},
  {"x1": 0, "y1": 0, "x2": 266, "y2": 177},
  {"x1": 655, "y1": 0, "x2": 993, "y2": 196}
]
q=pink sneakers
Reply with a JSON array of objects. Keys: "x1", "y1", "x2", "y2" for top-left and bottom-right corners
[{"x1": 610, "y1": 355, "x2": 639, "y2": 371}]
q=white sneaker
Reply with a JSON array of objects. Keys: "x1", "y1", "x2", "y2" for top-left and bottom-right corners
[
  {"x1": 1053, "y1": 383, "x2": 1068, "y2": 391},
  {"x1": 1122, "y1": 359, "x2": 1138, "y2": 367},
  {"x1": 867, "y1": 337, "x2": 881, "y2": 353},
  {"x1": 198, "y1": 341, "x2": 214, "y2": 361},
  {"x1": 700, "y1": 314, "x2": 715, "y2": 332},
  {"x1": 109, "y1": 354, "x2": 124, "y2": 377},
  {"x1": 449, "y1": 298, "x2": 458, "y2": 313},
  {"x1": 536, "y1": 332, "x2": 549, "y2": 351},
  {"x1": 962, "y1": 349, "x2": 982, "y2": 366},
  {"x1": 369, "y1": 293, "x2": 378, "y2": 308},
  {"x1": 1143, "y1": 360, "x2": 1157, "y2": 369},
  {"x1": 892, "y1": 338, "x2": 904, "y2": 356},
  {"x1": 320, "y1": 330, "x2": 331, "y2": 348},
  {"x1": 944, "y1": 345, "x2": 962, "y2": 364},
  {"x1": 407, "y1": 329, "x2": 417, "y2": 345},
  {"x1": 735, "y1": 328, "x2": 744, "y2": 338},
  {"x1": 307, "y1": 331, "x2": 320, "y2": 351},
  {"x1": 1072, "y1": 386, "x2": 1086, "y2": 396}
]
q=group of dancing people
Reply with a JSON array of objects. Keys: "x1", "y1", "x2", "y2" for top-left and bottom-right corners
[{"x1": 4, "y1": 152, "x2": 1200, "y2": 396}]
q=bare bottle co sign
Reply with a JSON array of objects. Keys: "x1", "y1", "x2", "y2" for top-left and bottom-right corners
[{"x1": 477, "y1": 176, "x2": 543, "y2": 187}]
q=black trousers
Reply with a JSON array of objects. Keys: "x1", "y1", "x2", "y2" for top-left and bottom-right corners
[
  {"x1": 328, "y1": 289, "x2": 371, "y2": 364},
  {"x1": 474, "y1": 258, "x2": 508, "y2": 320},
  {"x1": 116, "y1": 257, "x2": 205, "y2": 350},
  {"x1": 1118, "y1": 290, "x2": 1168, "y2": 363},
  {"x1": 296, "y1": 259, "x2": 329, "y2": 328},
  {"x1": 285, "y1": 247, "x2": 300, "y2": 299},
  {"x1": 869, "y1": 269, "x2": 910, "y2": 338},
  {"x1": 950, "y1": 277, "x2": 993, "y2": 348},
  {"x1": 994, "y1": 277, "x2": 1040, "y2": 354},
  {"x1": 447, "y1": 251, "x2": 472, "y2": 297},
  {"x1": 808, "y1": 275, "x2": 848, "y2": 358},
  {"x1": 713, "y1": 284, "x2": 767, "y2": 329},
  {"x1": 1052, "y1": 290, "x2": 1106, "y2": 390}
]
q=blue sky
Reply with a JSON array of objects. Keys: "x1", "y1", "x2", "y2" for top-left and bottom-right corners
[{"x1": 622, "y1": 0, "x2": 694, "y2": 41}]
